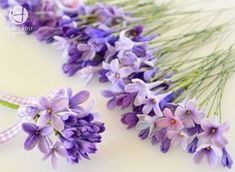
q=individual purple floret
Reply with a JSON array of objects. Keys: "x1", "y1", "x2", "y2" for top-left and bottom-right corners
[
  {"x1": 193, "y1": 144, "x2": 221, "y2": 167},
  {"x1": 22, "y1": 123, "x2": 53, "y2": 153},
  {"x1": 198, "y1": 119, "x2": 229, "y2": 147},
  {"x1": 155, "y1": 108, "x2": 184, "y2": 131},
  {"x1": 221, "y1": 147, "x2": 233, "y2": 169},
  {"x1": 175, "y1": 99, "x2": 205, "y2": 128}
]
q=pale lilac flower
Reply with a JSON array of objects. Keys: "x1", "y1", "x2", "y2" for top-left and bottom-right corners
[
  {"x1": 22, "y1": 123, "x2": 53, "y2": 153},
  {"x1": 103, "y1": 59, "x2": 133, "y2": 90},
  {"x1": 221, "y1": 147, "x2": 233, "y2": 169},
  {"x1": 43, "y1": 141, "x2": 67, "y2": 169},
  {"x1": 77, "y1": 43, "x2": 96, "y2": 60},
  {"x1": 193, "y1": 144, "x2": 221, "y2": 167},
  {"x1": 167, "y1": 130, "x2": 188, "y2": 150},
  {"x1": 198, "y1": 119, "x2": 229, "y2": 147},
  {"x1": 115, "y1": 30, "x2": 142, "y2": 58},
  {"x1": 37, "y1": 97, "x2": 69, "y2": 131},
  {"x1": 142, "y1": 92, "x2": 172, "y2": 116},
  {"x1": 155, "y1": 108, "x2": 184, "y2": 131},
  {"x1": 175, "y1": 99, "x2": 205, "y2": 128},
  {"x1": 125, "y1": 79, "x2": 163, "y2": 106}
]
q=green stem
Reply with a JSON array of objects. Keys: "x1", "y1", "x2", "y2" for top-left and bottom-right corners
[{"x1": 0, "y1": 99, "x2": 19, "y2": 110}]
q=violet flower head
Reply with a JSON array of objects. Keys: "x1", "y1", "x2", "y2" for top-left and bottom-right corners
[
  {"x1": 60, "y1": 114, "x2": 105, "y2": 164},
  {"x1": 37, "y1": 96, "x2": 69, "y2": 131},
  {"x1": 22, "y1": 123, "x2": 53, "y2": 153},
  {"x1": 193, "y1": 144, "x2": 221, "y2": 167},
  {"x1": 198, "y1": 119, "x2": 229, "y2": 147},
  {"x1": 221, "y1": 147, "x2": 233, "y2": 169},
  {"x1": 155, "y1": 108, "x2": 184, "y2": 131},
  {"x1": 175, "y1": 99, "x2": 205, "y2": 128}
]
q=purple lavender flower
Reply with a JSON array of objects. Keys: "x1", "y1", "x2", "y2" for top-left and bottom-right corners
[
  {"x1": 155, "y1": 108, "x2": 184, "y2": 131},
  {"x1": 151, "y1": 128, "x2": 167, "y2": 145},
  {"x1": 66, "y1": 88, "x2": 90, "y2": 114},
  {"x1": 92, "y1": 3, "x2": 127, "y2": 26},
  {"x1": 125, "y1": 79, "x2": 163, "y2": 106},
  {"x1": 187, "y1": 137, "x2": 199, "y2": 153},
  {"x1": 0, "y1": 0, "x2": 8, "y2": 9},
  {"x1": 138, "y1": 127, "x2": 150, "y2": 140},
  {"x1": 167, "y1": 130, "x2": 188, "y2": 150},
  {"x1": 103, "y1": 59, "x2": 133, "y2": 90},
  {"x1": 34, "y1": 26, "x2": 62, "y2": 43},
  {"x1": 175, "y1": 99, "x2": 205, "y2": 128},
  {"x1": 115, "y1": 30, "x2": 142, "y2": 58},
  {"x1": 60, "y1": 114, "x2": 105, "y2": 164},
  {"x1": 77, "y1": 43, "x2": 96, "y2": 60},
  {"x1": 221, "y1": 147, "x2": 233, "y2": 169},
  {"x1": 142, "y1": 92, "x2": 172, "y2": 116},
  {"x1": 101, "y1": 90, "x2": 117, "y2": 109},
  {"x1": 198, "y1": 119, "x2": 229, "y2": 147},
  {"x1": 22, "y1": 123, "x2": 53, "y2": 153},
  {"x1": 42, "y1": 141, "x2": 67, "y2": 169},
  {"x1": 121, "y1": 112, "x2": 139, "y2": 129},
  {"x1": 160, "y1": 138, "x2": 171, "y2": 153},
  {"x1": 193, "y1": 144, "x2": 221, "y2": 167},
  {"x1": 37, "y1": 96, "x2": 69, "y2": 131}
]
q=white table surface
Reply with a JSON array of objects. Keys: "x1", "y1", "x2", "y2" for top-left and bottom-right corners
[{"x1": 0, "y1": 1, "x2": 235, "y2": 172}]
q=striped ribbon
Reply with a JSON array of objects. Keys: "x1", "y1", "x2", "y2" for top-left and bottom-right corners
[
  {"x1": 0, "y1": 93, "x2": 36, "y2": 144},
  {"x1": 0, "y1": 89, "x2": 67, "y2": 144}
]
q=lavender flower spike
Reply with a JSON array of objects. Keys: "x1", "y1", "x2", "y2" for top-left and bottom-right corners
[
  {"x1": 198, "y1": 118, "x2": 229, "y2": 147},
  {"x1": 193, "y1": 144, "x2": 221, "y2": 167},
  {"x1": 22, "y1": 123, "x2": 53, "y2": 153}
]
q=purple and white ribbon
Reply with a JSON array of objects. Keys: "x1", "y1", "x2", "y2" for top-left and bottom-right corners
[{"x1": 0, "y1": 93, "x2": 37, "y2": 144}]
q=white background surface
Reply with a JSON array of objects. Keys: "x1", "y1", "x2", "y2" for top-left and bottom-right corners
[{"x1": 0, "y1": 1, "x2": 235, "y2": 172}]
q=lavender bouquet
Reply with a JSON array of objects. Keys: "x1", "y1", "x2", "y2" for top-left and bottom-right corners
[
  {"x1": 1, "y1": 0, "x2": 235, "y2": 170},
  {"x1": 0, "y1": 88, "x2": 105, "y2": 169}
]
